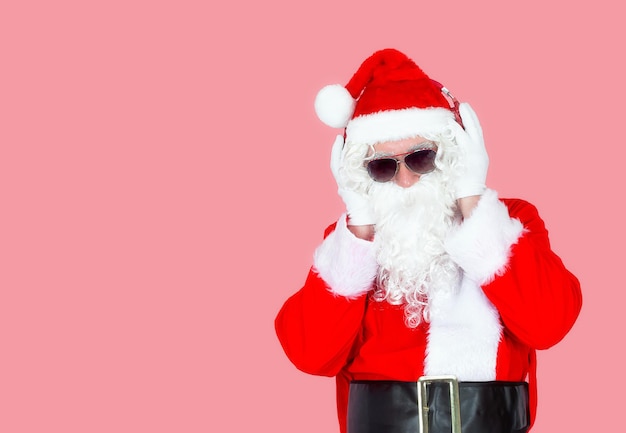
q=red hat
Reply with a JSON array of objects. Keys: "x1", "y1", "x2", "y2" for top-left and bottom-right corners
[{"x1": 315, "y1": 48, "x2": 456, "y2": 145}]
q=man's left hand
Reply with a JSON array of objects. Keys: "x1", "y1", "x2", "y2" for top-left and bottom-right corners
[{"x1": 450, "y1": 102, "x2": 489, "y2": 200}]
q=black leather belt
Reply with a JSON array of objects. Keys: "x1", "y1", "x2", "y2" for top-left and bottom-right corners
[{"x1": 347, "y1": 378, "x2": 530, "y2": 433}]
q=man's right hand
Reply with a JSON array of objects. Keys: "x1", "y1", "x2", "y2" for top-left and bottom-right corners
[{"x1": 330, "y1": 135, "x2": 375, "y2": 239}]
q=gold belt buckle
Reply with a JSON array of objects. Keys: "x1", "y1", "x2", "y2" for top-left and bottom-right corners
[{"x1": 417, "y1": 375, "x2": 462, "y2": 433}]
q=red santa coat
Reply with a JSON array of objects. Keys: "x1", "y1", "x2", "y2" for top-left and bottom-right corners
[{"x1": 275, "y1": 190, "x2": 582, "y2": 433}]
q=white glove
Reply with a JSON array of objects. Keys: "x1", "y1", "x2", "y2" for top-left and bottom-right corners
[
  {"x1": 330, "y1": 135, "x2": 375, "y2": 226},
  {"x1": 450, "y1": 103, "x2": 489, "y2": 199}
]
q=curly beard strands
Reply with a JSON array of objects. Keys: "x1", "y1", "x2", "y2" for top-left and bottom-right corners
[{"x1": 368, "y1": 168, "x2": 462, "y2": 328}]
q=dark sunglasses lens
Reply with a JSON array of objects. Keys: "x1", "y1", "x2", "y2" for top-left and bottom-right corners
[
  {"x1": 405, "y1": 149, "x2": 436, "y2": 174},
  {"x1": 367, "y1": 158, "x2": 398, "y2": 182}
]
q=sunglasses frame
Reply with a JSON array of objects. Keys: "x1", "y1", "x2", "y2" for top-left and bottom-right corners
[{"x1": 366, "y1": 145, "x2": 438, "y2": 183}]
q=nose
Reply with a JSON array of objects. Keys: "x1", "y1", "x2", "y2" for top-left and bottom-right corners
[{"x1": 394, "y1": 162, "x2": 421, "y2": 188}]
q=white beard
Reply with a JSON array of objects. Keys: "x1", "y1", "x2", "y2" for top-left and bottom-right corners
[{"x1": 369, "y1": 170, "x2": 462, "y2": 327}]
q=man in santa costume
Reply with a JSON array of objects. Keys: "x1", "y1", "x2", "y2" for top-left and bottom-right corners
[{"x1": 275, "y1": 48, "x2": 582, "y2": 433}]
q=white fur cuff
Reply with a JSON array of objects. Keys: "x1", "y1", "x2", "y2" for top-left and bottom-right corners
[
  {"x1": 313, "y1": 214, "x2": 378, "y2": 298},
  {"x1": 444, "y1": 189, "x2": 524, "y2": 284}
]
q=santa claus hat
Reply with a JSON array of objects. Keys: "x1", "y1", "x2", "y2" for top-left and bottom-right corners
[{"x1": 315, "y1": 48, "x2": 457, "y2": 145}]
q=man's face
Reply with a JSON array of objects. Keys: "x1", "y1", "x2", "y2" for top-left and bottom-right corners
[{"x1": 368, "y1": 137, "x2": 437, "y2": 188}]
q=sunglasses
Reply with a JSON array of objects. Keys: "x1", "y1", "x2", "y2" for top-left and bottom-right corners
[{"x1": 366, "y1": 146, "x2": 437, "y2": 182}]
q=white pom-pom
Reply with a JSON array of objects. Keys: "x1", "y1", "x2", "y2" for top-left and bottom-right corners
[{"x1": 314, "y1": 84, "x2": 355, "y2": 128}]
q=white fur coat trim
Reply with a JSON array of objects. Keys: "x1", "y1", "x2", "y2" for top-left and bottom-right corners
[
  {"x1": 425, "y1": 276, "x2": 503, "y2": 380},
  {"x1": 444, "y1": 189, "x2": 525, "y2": 285},
  {"x1": 313, "y1": 214, "x2": 378, "y2": 298}
]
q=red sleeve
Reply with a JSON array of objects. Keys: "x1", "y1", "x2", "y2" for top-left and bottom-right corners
[
  {"x1": 275, "y1": 269, "x2": 367, "y2": 376},
  {"x1": 482, "y1": 199, "x2": 582, "y2": 349},
  {"x1": 275, "y1": 224, "x2": 368, "y2": 377}
]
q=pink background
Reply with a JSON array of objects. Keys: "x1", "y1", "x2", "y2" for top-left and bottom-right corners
[{"x1": 1, "y1": 1, "x2": 623, "y2": 432}]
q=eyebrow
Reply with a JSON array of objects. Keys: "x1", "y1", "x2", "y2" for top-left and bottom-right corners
[{"x1": 371, "y1": 141, "x2": 437, "y2": 158}]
